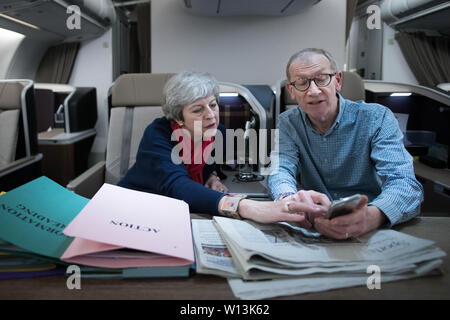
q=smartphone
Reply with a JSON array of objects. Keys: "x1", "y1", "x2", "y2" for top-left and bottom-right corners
[{"x1": 326, "y1": 194, "x2": 362, "y2": 219}]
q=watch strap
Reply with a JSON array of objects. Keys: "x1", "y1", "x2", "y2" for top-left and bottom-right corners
[{"x1": 220, "y1": 194, "x2": 247, "y2": 220}]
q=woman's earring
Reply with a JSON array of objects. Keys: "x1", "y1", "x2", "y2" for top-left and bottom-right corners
[{"x1": 177, "y1": 121, "x2": 184, "y2": 127}]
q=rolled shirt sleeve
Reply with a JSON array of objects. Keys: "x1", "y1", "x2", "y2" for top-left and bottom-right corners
[
  {"x1": 268, "y1": 115, "x2": 301, "y2": 200},
  {"x1": 368, "y1": 108, "x2": 423, "y2": 226}
]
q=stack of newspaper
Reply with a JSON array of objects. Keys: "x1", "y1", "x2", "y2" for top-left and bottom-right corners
[{"x1": 192, "y1": 217, "x2": 445, "y2": 299}]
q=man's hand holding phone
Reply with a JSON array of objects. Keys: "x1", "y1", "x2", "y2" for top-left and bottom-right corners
[
  {"x1": 313, "y1": 194, "x2": 387, "y2": 240},
  {"x1": 326, "y1": 194, "x2": 362, "y2": 219}
]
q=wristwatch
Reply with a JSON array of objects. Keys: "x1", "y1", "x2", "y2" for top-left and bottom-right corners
[{"x1": 220, "y1": 194, "x2": 247, "y2": 220}]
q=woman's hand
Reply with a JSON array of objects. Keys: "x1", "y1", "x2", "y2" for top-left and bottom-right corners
[
  {"x1": 284, "y1": 190, "x2": 331, "y2": 226},
  {"x1": 237, "y1": 199, "x2": 327, "y2": 226},
  {"x1": 205, "y1": 173, "x2": 228, "y2": 193}
]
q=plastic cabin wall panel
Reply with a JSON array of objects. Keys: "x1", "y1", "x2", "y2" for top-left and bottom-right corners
[
  {"x1": 152, "y1": 0, "x2": 346, "y2": 85},
  {"x1": 68, "y1": 29, "x2": 113, "y2": 164},
  {"x1": 0, "y1": 28, "x2": 25, "y2": 78},
  {"x1": 381, "y1": 23, "x2": 419, "y2": 85}
]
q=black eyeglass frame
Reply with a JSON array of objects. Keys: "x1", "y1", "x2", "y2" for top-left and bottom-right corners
[{"x1": 289, "y1": 73, "x2": 337, "y2": 92}]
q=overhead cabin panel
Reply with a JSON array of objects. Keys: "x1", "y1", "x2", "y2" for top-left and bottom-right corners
[
  {"x1": 0, "y1": 0, "x2": 114, "y2": 42},
  {"x1": 380, "y1": 0, "x2": 450, "y2": 36},
  {"x1": 181, "y1": 0, "x2": 321, "y2": 16},
  {"x1": 394, "y1": 6, "x2": 450, "y2": 36}
]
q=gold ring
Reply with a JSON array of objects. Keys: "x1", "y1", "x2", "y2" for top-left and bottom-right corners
[{"x1": 284, "y1": 201, "x2": 291, "y2": 213}]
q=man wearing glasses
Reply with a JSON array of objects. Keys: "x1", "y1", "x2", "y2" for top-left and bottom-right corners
[{"x1": 268, "y1": 48, "x2": 423, "y2": 239}]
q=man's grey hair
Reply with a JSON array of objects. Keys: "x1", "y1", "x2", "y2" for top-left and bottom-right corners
[
  {"x1": 162, "y1": 71, "x2": 220, "y2": 121},
  {"x1": 286, "y1": 48, "x2": 338, "y2": 80}
]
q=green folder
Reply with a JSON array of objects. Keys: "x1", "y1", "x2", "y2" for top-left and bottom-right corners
[{"x1": 0, "y1": 176, "x2": 89, "y2": 259}]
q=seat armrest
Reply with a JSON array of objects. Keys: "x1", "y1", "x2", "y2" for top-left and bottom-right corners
[
  {"x1": 67, "y1": 161, "x2": 106, "y2": 199},
  {"x1": 0, "y1": 154, "x2": 43, "y2": 177},
  {"x1": 0, "y1": 154, "x2": 43, "y2": 191}
]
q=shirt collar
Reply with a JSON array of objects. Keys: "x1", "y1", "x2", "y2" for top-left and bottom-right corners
[
  {"x1": 334, "y1": 93, "x2": 346, "y2": 127},
  {"x1": 298, "y1": 93, "x2": 346, "y2": 135}
]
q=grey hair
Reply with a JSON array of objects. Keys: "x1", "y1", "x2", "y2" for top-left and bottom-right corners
[
  {"x1": 162, "y1": 71, "x2": 220, "y2": 121},
  {"x1": 286, "y1": 48, "x2": 338, "y2": 80}
]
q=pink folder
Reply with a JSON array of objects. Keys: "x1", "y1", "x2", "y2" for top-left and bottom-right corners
[{"x1": 61, "y1": 184, "x2": 194, "y2": 268}]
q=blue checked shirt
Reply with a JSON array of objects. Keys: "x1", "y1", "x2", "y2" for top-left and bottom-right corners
[{"x1": 268, "y1": 94, "x2": 423, "y2": 227}]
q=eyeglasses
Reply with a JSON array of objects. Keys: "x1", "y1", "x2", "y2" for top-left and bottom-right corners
[{"x1": 289, "y1": 73, "x2": 337, "y2": 92}]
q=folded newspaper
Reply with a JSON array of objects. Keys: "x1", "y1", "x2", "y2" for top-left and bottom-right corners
[
  {"x1": 192, "y1": 219, "x2": 239, "y2": 278},
  {"x1": 192, "y1": 217, "x2": 446, "y2": 299}
]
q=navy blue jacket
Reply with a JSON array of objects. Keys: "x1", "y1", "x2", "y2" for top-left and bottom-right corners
[{"x1": 118, "y1": 117, "x2": 227, "y2": 214}]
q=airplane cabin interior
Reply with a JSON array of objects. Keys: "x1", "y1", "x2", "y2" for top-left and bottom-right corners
[
  {"x1": 0, "y1": 0, "x2": 449, "y2": 301},
  {"x1": 0, "y1": 0, "x2": 449, "y2": 213}
]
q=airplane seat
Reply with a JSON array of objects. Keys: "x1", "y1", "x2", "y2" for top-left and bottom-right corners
[
  {"x1": 437, "y1": 83, "x2": 450, "y2": 92},
  {"x1": 34, "y1": 88, "x2": 55, "y2": 133},
  {"x1": 105, "y1": 73, "x2": 174, "y2": 185},
  {"x1": 282, "y1": 84, "x2": 298, "y2": 111},
  {"x1": 340, "y1": 71, "x2": 366, "y2": 102},
  {"x1": 0, "y1": 80, "x2": 43, "y2": 191},
  {"x1": 219, "y1": 100, "x2": 252, "y2": 131},
  {"x1": 0, "y1": 83, "x2": 22, "y2": 168},
  {"x1": 67, "y1": 73, "x2": 174, "y2": 198}
]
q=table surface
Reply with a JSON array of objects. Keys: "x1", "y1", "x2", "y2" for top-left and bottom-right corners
[
  {"x1": 222, "y1": 172, "x2": 268, "y2": 195},
  {"x1": 0, "y1": 217, "x2": 448, "y2": 300},
  {"x1": 414, "y1": 162, "x2": 450, "y2": 187},
  {"x1": 38, "y1": 128, "x2": 96, "y2": 145}
]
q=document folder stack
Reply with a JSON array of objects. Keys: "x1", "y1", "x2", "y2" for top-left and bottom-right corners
[{"x1": 0, "y1": 176, "x2": 194, "y2": 279}]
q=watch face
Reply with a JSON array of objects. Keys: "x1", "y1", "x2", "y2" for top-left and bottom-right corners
[
  {"x1": 222, "y1": 197, "x2": 239, "y2": 212},
  {"x1": 221, "y1": 195, "x2": 246, "y2": 219}
]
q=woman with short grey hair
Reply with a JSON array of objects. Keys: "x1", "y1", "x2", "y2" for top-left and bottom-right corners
[
  {"x1": 162, "y1": 71, "x2": 220, "y2": 122},
  {"x1": 119, "y1": 71, "x2": 325, "y2": 224}
]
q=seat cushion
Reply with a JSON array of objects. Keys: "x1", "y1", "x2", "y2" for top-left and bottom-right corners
[
  {"x1": 0, "y1": 82, "x2": 23, "y2": 110},
  {"x1": 105, "y1": 106, "x2": 165, "y2": 184},
  {"x1": 111, "y1": 73, "x2": 173, "y2": 107},
  {"x1": 340, "y1": 71, "x2": 366, "y2": 101}
]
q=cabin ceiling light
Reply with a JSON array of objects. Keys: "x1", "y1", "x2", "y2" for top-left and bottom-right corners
[
  {"x1": 0, "y1": 26, "x2": 25, "y2": 38},
  {"x1": 390, "y1": 93, "x2": 412, "y2": 96},
  {"x1": 0, "y1": 13, "x2": 40, "y2": 30},
  {"x1": 220, "y1": 93, "x2": 239, "y2": 97}
]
